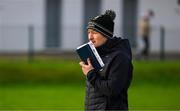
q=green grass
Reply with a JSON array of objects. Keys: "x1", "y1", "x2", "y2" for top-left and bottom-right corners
[
  {"x1": 0, "y1": 84, "x2": 85, "y2": 110},
  {"x1": 0, "y1": 58, "x2": 180, "y2": 110},
  {"x1": 0, "y1": 83, "x2": 180, "y2": 110},
  {"x1": 129, "y1": 83, "x2": 180, "y2": 110}
]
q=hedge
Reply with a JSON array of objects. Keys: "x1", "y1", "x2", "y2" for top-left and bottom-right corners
[{"x1": 0, "y1": 58, "x2": 180, "y2": 85}]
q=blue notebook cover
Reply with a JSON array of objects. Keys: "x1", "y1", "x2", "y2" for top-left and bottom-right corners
[{"x1": 76, "y1": 42, "x2": 104, "y2": 71}]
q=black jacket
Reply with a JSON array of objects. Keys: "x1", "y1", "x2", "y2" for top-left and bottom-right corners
[{"x1": 85, "y1": 37, "x2": 133, "y2": 110}]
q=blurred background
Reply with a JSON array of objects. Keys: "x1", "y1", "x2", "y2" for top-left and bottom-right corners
[{"x1": 0, "y1": 0, "x2": 180, "y2": 110}]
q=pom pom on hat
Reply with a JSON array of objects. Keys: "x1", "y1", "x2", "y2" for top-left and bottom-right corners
[
  {"x1": 104, "y1": 9, "x2": 116, "y2": 21},
  {"x1": 87, "y1": 10, "x2": 116, "y2": 39}
]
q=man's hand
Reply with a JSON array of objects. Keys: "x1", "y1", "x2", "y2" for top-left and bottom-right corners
[{"x1": 79, "y1": 58, "x2": 94, "y2": 76}]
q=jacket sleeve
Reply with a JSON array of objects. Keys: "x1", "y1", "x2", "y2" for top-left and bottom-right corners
[{"x1": 87, "y1": 54, "x2": 133, "y2": 96}]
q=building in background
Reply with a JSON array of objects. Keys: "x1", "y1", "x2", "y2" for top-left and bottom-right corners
[{"x1": 0, "y1": 0, "x2": 179, "y2": 55}]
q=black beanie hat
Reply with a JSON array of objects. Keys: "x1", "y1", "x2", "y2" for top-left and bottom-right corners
[{"x1": 87, "y1": 10, "x2": 116, "y2": 39}]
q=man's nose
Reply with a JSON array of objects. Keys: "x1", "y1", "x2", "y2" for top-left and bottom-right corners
[{"x1": 88, "y1": 33, "x2": 93, "y2": 40}]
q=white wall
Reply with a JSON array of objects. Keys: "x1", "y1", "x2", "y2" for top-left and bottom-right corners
[
  {"x1": 138, "y1": 0, "x2": 180, "y2": 52},
  {"x1": 61, "y1": 0, "x2": 83, "y2": 51},
  {"x1": 0, "y1": 0, "x2": 179, "y2": 53},
  {"x1": 0, "y1": 0, "x2": 45, "y2": 52},
  {"x1": 101, "y1": 0, "x2": 123, "y2": 37}
]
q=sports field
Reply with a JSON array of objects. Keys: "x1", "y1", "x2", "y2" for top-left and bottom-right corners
[{"x1": 0, "y1": 58, "x2": 180, "y2": 110}]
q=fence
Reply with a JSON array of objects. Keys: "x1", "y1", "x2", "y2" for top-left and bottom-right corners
[{"x1": 0, "y1": 24, "x2": 180, "y2": 60}]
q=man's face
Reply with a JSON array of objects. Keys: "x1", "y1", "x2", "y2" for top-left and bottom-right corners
[{"x1": 88, "y1": 29, "x2": 107, "y2": 47}]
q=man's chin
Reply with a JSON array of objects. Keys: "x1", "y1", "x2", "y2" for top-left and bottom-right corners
[{"x1": 92, "y1": 42, "x2": 96, "y2": 46}]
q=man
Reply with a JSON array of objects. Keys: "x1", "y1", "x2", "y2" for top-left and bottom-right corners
[
  {"x1": 79, "y1": 10, "x2": 133, "y2": 110},
  {"x1": 139, "y1": 10, "x2": 154, "y2": 59}
]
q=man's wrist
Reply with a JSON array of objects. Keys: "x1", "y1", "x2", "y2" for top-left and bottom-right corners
[{"x1": 86, "y1": 69, "x2": 96, "y2": 82}]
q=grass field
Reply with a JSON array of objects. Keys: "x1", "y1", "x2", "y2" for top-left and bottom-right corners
[
  {"x1": 129, "y1": 84, "x2": 180, "y2": 110},
  {"x1": 0, "y1": 84, "x2": 85, "y2": 110},
  {"x1": 0, "y1": 83, "x2": 180, "y2": 110},
  {"x1": 0, "y1": 58, "x2": 180, "y2": 110}
]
